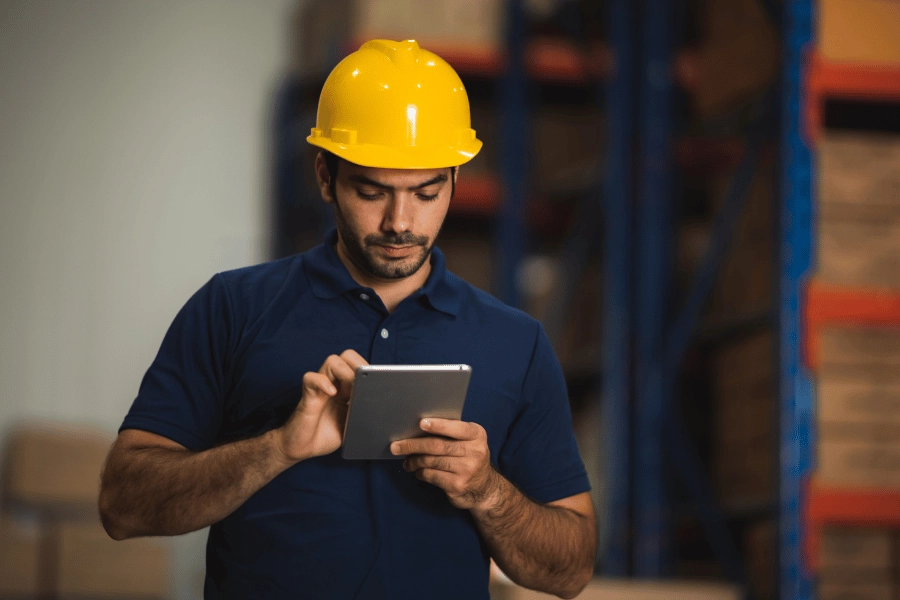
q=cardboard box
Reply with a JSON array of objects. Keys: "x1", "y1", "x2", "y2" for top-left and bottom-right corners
[
  {"x1": 0, "y1": 515, "x2": 43, "y2": 597},
  {"x1": 818, "y1": 439, "x2": 900, "y2": 488},
  {"x1": 490, "y1": 577, "x2": 741, "y2": 600},
  {"x1": 531, "y1": 109, "x2": 604, "y2": 192},
  {"x1": 820, "y1": 527, "x2": 894, "y2": 573},
  {"x1": 818, "y1": 134, "x2": 900, "y2": 212},
  {"x1": 819, "y1": 327, "x2": 900, "y2": 371},
  {"x1": 4, "y1": 424, "x2": 114, "y2": 514},
  {"x1": 819, "y1": 422, "x2": 900, "y2": 444},
  {"x1": 439, "y1": 233, "x2": 493, "y2": 292},
  {"x1": 694, "y1": 0, "x2": 780, "y2": 116},
  {"x1": 817, "y1": 208, "x2": 900, "y2": 289},
  {"x1": 743, "y1": 520, "x2": 775, "y2": 600},
  {"x1": 818, "y1": 374, "x2": 900, "y2": 426},
  {"x1": 707, "y1": 237, "x2": 773, "y2": 322},
  {"x1": 714, "y1": 331, "x2": 776, "y2": 508},
  {"x1": 817, "y1": 581, "x2": 894, "y2": 600},
  {"x1": 53, "y1": 520, "x2": 169, "y2": 599},
  {"x1": 818, "y1": 0, "x2": 900, "y2": 65},
  {"x1": 715, "y1": 441, "x2": 775, "y2": 509},
  {"x1": 296, "y1": 0, "x2": 504, "y2": 77}
]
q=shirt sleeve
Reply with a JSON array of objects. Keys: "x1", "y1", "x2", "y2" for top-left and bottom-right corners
[
  {"x1": 497, "y1": 323, "x2": 591, "y2": 504},
  {"x1": 119, "y1": 274, "x2": 234, "y2": 451}
]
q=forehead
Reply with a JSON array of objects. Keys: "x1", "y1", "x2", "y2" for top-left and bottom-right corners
[{"x1": 340, "y1": 162, "x2": 450, "y2": 188}]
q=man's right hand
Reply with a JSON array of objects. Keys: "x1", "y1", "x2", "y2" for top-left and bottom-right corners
[{"x1": 275, "y1": 349, "x2": 368, "y2": 464}]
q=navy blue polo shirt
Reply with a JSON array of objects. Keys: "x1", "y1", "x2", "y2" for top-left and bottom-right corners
[{"x1": 121, "y1": 230, "x2": 590, "y2": 600}]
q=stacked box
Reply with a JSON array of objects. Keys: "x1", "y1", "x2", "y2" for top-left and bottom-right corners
[
  {"x1": 817, "y1": 327, "x2": 900, "y2": 488},
  {"x1": 817, "y1": 0, "x2": 900, "y2": 65},
  {"x1": 296, "y1": 0, "x2": 505, "y2": 77},
  {"x1": 713, "y1": 330, "x2": 776, "y2": 510},
  {"x1": 0, "y1": 515, "x2": 43, "y2": 598},
  {"x1": 693, "y1": 0, "x2": 780, "y2": 117},
  {"x1": 743, "y1": 519, "x2": 776, "y2": 600},
  {"x1": 817, "y1": 527, "x2": 895, "y2": 600},
  {"x1": 54, "y1": 520, "x2": 169, "y2": 599},
  {"x1": 1, "y1": 423, "x2": 171, "y2": 598},
  {"x1": 817, "y1": 133, "x2": 900, "y2": 289}
]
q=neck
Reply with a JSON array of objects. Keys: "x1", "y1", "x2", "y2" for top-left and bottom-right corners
[{"x1": 334, "y1": 241, "x2": 432, "y2": 313}]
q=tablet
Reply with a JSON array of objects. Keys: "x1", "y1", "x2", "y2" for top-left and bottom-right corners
[{"x1": 341, "y1": 364, "x2": 472, "y2": 460}]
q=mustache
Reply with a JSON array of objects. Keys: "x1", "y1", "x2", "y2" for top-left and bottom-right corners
[{"x1": 365, "y1": 232, "x2": 429, "y2": 247}]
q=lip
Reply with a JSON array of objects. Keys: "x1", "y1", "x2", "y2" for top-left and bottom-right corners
[{"x1": 376, "y1": 244, "x2": 415, "y2": 258}]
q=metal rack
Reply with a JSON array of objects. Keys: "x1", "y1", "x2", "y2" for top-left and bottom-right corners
[
  {"x1": 778, "y1": 1, "x2": 815, "y2": 598},
  {"x1": 274, "y1": 1, "x2": 795, "y2": 595},
  {"x1": 784, "y1": 1, "x2": 900, "y2": 598}
]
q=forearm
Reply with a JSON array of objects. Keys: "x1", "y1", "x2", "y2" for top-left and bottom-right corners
[
  {"x1": 471, "y1": 472, "x2": 595, "y2": 599},
  {"x1": 99, "y1": 429, "x2": 293, "y2": 539}
]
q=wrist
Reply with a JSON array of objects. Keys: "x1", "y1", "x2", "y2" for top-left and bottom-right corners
[
  {"x1": 472, "y1": 468, "x2": 505, "y2": 514},
  {"x1": 266, "y1": 428, "x2": 304, "y2": 471}
]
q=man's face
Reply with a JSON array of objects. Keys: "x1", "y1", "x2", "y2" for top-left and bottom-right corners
[{"x1": 319, "y1": 156, "x2": 454, "y2": 281}]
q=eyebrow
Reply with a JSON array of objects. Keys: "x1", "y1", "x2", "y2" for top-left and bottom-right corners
[{"x1": 348, "y1": 173, "x2": 448, "y2": 191}]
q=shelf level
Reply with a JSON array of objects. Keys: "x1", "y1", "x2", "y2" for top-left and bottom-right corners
[
  {"x1": 348, "y1": 38, "x2": 609, "y2": 84},
  {"x1": 451, "y1": 175, "x2": 500, "y2": 216},
  {"x1": 803, "y1": 280, "x2": 900, "y2": 369},
  {"x1": 804, "y1": 480, "x2": 900, "y2": 570},
  {"x1": 806, "y1": 52, "x2": 900, "y2": 141}
]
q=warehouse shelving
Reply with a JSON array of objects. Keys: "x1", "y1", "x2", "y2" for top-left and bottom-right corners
[
  {"x1": 347, "y1": 36, "x2": 610, "y2": 84},
  {"x1": 804, "y1": 482, "x2": 900, "y2": 570},
  {"x1": 450, "y1": 176, "x2": 502, "y2": 217},
  {"x1": 805, "y1": 52, "x2": 900, "y2": 139},
  {"x1": 803, "y1": 280, "x2": 900, "y2": 369},
  {"x1": 784, "y1": 0, "x2": 900, "y2": 598}
]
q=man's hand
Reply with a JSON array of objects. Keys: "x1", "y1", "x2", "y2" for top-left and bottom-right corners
[
  {"x1": 276, "y1": 349, "x2": 368, "y2": 464},
  {"x1": 391, "y1": 418, "x2": 500, "y2": 510}
]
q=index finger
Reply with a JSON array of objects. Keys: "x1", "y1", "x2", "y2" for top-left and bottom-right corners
[
  {"x1": 340, "y1": 349, "x2": 368, "y2": 370},
  {"x1": 419, "y1": 418, "x2": 481, "y2": 441}
]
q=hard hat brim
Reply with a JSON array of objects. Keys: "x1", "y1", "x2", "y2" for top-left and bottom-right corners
[{"x1": 306, "y1": 135, "x2": 482, "y2": 170}]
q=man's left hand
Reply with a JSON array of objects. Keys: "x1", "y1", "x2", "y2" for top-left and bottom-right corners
[{"x1": 391, "y1": 418, "x2": 500, "y2": 510}]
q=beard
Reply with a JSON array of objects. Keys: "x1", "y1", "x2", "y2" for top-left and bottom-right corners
[{"x1": 333, "y1": 198, "x2": 434, "y2": 280}]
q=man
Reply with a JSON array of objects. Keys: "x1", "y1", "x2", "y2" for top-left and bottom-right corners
[{"x1": 99, "y1": 39, "x2": 596, "y2": 599}]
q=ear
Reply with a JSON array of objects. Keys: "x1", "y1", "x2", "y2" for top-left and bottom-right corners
[{"x1": 314, "y1": 151, "x2": 334, "y2": 204}]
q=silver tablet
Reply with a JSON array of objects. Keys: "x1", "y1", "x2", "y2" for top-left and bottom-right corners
[{"x1": 341, "y1": 364, "x2": 472, "y2": 460}]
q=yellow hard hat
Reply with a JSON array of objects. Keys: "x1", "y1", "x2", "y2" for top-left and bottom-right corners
[{"x1": 307, "y1": 39, "x2": 482, "y2": 169}]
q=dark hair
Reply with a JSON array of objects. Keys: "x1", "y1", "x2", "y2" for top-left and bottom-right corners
[{"x1": 321, "y1": 150, "x2": 457, "y2": 201}]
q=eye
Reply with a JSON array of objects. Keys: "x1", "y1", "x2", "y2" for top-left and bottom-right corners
[
  {"x1": 357, "y1": 189, "x2": 383, "y2": 200},
  {"x1": 417, "y1": 192, "x2": 439, "y2": 201}
]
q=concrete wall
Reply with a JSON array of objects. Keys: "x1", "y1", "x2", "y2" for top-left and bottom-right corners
[{"x1": 0, "y1": 1, "x2": 297, "y2": 597}]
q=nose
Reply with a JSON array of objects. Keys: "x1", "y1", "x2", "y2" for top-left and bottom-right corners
[{"x1": 381, "y1": 193, "x2": 412, "y2": 234}]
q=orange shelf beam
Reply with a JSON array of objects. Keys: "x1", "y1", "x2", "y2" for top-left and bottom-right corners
[
  {"x1": 806, "y1": 51, "x2": 900, "y2": 142},
  {"x1": 804, "y1": 480, "x2": 900, "y2": 571},
  {"x1": 803, "y1": 280, "x2": 900, "y2": 369},
  {"x1": 451, "y1": 175, "x2": 501, "y2": 216}
]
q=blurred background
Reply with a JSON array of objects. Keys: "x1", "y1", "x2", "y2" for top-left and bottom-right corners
[{"x1": 0, "y1": 1, "x2": 898, "y2": 599}]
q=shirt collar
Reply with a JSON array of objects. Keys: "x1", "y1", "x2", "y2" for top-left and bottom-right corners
[{"x1": 303, "y1": 229, "x2": 461, "y2": 316}]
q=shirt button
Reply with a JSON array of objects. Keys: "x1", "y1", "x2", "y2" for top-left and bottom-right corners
[
  {"x1": 360, "y1": 293, "x2": 369, "y2": 301},
  {"x1": 380, "y1": 328, "x2": 389, "y2": 339}
]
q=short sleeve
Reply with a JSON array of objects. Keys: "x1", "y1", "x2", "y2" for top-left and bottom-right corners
[
  {"x1": 497, "y1": 324, "x2": 591, "y2": 504},
  {"x1": 119, "y1": 274, "x2": 234, "y2": 451}
]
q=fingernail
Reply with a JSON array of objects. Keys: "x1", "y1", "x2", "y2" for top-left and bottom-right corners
[
  {"x1": 329, "y1": 386, "x2": 337, "y2": 395},
  {"x1": 390, "y1": 442, "x2": 400, "y2": 454},
  {"x1": 421, "y1": 418, "x2": 430, "y2": 429}
]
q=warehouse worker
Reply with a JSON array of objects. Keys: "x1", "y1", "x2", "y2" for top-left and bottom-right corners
[{"x1": 99, "y1": 39, "x2": 596, "y2": 600}]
